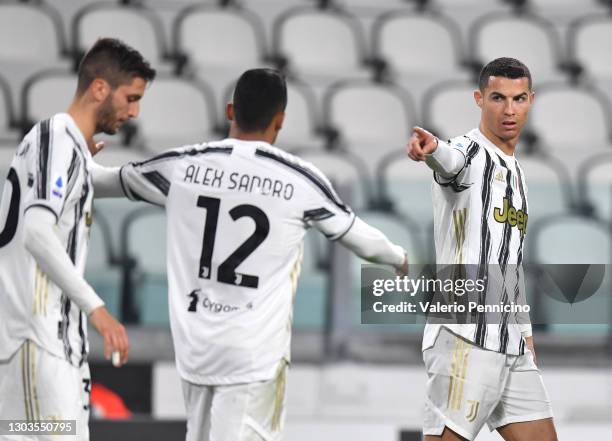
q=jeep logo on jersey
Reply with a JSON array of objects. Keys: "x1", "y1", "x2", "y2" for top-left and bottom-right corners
[{"x1": 493, "y1": 197, "x2": 527, "y2": 234}]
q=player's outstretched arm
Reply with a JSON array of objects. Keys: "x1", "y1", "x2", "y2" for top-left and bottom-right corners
[
  {"x1": 407, "y1": 126, "x2": 465, "y2": 179},
  {"x1": 23, "y1": 206, "x2": 129, "y2": 365},
  {"x1": 338, "y1": 217, "x2": 409, "y2": 276},
  {"x1": 90, "y1": 162, "x2": 124, "y2": 198}
]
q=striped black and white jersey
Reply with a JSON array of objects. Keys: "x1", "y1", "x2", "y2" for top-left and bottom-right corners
[
  {"x1": 119, "y1": 138, "x2": 355, "y2": 385},
  {"x1": 424, "y1": 128, "x2": 530, "y2": 355},
  {"x1": 0, "y1": 113, "x2": 94, "y2": 366}
]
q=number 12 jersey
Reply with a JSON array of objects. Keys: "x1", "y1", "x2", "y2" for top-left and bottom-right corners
[{"x1": 120, "y1": 139, "x2": 355, "y2": 385}]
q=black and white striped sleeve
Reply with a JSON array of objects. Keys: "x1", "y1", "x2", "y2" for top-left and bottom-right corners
[
  {"x1": 427, "y1": 137, "x2": 480, "y2": 192},
  {"x1": 300, "y1": 164, "x2": 355, "y2": 241},
  {"x1": 119, "y1": 149, "x2": 184, "y2": 207}
]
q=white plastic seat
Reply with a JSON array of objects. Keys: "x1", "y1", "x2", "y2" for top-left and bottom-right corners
[
  {"x1": 275, "y1": 80, "x2": 324, "y2": 150},
  {"x1": 21, "y1": 71, "x2": 77, "y2": 126},
  {"x1": 469, "y1": 13, "x2": 563, "y2": 83},
  {"x1": 0, "y1": 75, "x2": 16, "y2": 141},
  {"x1": 515, "y1": 153, "x2": 573, "y2": 222},
  {"x1": 123, "y1": 208, "x2": 169, "y2": 326},
  {"x1": 174, "y1": 6, "x2": 266, "y2": 69},
  {"x1": 86, "y1": 212, "x2": 122, "y2": 317},
  {"x1": 293, "y1": 149, "x2": 371, "y2": 211},
  {"x1": 324, "y1": 81, "x2": 417, "y2": 169},
  {"x1": 423, "y1": 80, "x2": 480, "y2": 141},
  {"x1": 529, "y1": 84, "x2": 612, "y2": 151},
  {"x1": 372, "y1": 12, "x2": 464, "y2": 77},
  {"x1": 527, "y1": 216, "x2": 611, "y2": 330},
  {"x1": 0, "y1": 3, "x2": 65, "y2": 62},
  {"x1": 577, "y1": 153, "x2": 612, "y2": 222},
  {"x1": 377, "y1": 151, "x2": 435, "y2": 259},
  {"x1": 73, "y1": 3, "x2": 167, "y2": 69},
  {"x1": 273, "y1": 7, "x2": 368, "y2": 79},
  {"x1": 136, "y1": 77, "x2": 217, "y2": 152},
  {"x1": 569, "y1": 16, "x2": 612, "y2": 79}
]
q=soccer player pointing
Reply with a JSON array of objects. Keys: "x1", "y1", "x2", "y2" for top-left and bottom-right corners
[
  {"x1": 0, "y1": 39, "x2": 155, "y2": 439},
  {"x1": 93, "y1": 68, "x2": 409, "y2": 441},
  {"x1": 407, "y1": 58, "x2": 557, "y2": 441}
]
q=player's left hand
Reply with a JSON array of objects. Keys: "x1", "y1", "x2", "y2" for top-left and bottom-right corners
[{"x1": 525, "y1": 336, "x2": 536, "y2": 365}]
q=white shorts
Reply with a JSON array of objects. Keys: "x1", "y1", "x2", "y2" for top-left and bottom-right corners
[
  {"x1": 181, "y1": 361, "x2": 288, "y2": 441},
  {"x1": 423, "y1": 328, "x2": 553, "y2": 440},
  {"x1": 0, "y1": 340, "x2": 90, "y2": 441}
]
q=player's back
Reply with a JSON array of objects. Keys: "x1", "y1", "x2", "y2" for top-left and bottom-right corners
[{"x1": 121, "y1": 138, "x2": 354, "y2": 384}]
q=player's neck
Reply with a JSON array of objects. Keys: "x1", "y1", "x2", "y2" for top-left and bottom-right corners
[
  {"x1": 67, "y1": 102, "x2": 96, "y2": 152},
  {"x1": 479, "y1": 124, "x2": 517, "y2": 156},
  {"x1": 228, "y1": 126, "x2": 275, "y2": 145}
]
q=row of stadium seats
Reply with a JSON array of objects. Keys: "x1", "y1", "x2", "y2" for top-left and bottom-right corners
[
  {"x1": 1, "y1": 71, "x2": 612, "y2": 159},
  {"x1": 81, "y1": 199, "x2": 612, "y2": 329},
  {"x1": 2, "y1": 1, "x2": 612, "y2": 85}
]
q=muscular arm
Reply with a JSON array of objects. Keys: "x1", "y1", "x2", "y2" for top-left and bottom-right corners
[
  {"x1": 23, "y1": 206, "x2": 104, "y2": 314},
  {"x1": 338, "y1": 217, "x2": 406, "y2": 269}
]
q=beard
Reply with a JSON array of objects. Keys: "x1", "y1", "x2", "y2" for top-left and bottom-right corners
[{"x1": 95, "y1": 94, "x2": 119, "y2": 135}]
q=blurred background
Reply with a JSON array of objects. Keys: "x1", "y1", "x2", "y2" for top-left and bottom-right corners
[{"x1": 0, "y1": 0, "x2": 611, "y2": 439}]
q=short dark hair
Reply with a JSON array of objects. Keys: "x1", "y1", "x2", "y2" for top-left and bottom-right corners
[
  {"x1": 478, "y1": 57, "x2": 532, "y2": 91},
  {"x1": 76, "y1": 38, "x2": 156, "y2": 94},
  {"x1": 232, "y1": 69, "x2": 287, "y2": 132}
]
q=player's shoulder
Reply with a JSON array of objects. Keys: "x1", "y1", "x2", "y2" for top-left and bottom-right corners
[
  {"x1": 447, "y1": 129, "x2": 486, "y2": 160},
  {"x1": 254, "y1": 143, "x2": 333, "y2": 190}
]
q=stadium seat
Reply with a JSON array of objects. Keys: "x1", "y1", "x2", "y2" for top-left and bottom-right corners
[
  {"x1": 515, "y1": 153, "x2": 573, "y2": 222},
  {"x1": 20, "y1": 70, "x2": 77, "y2": 130},
  {"x1": 0, "y1": 2, "x2": 66, "y2": 62},
  {"x1": 371, "y1": 11, "x2": 465, "y2": 78},
  {"x1": 524, "y1": 0, "x2": 605, "y2": 16},
  {"x1": 346, "y1": 210, "x2": 427, "y2": 337},
  {"x1": 576, "y1": 152, "x2": 612, "y2": 222},
  {"x1": 174, "y1": 5, "x2": 267, "y2": 70},
  {"x1": 135, "y1": 76, "x2": 217, "y2": 152},
  {"x1": 376, "y1": 149, "x2": 435, "y2": 259},
  {"x1": 275, "y1": 80, "x2": 325, "y2": 151},
  {"x1": 568, "y1": 15, "x2": 612, "y2": 80},
  {"x1": 86, "y1": 211, "x2": 122, "y2": 318},
  {"x1": 529, "y1": 83, "x2": 612, "y2": 151},
  {"x1": 527, "y1": 215, "x2": 611, "y2": 331},
  {"x1": 468, "y1": 12, "x2": 564, "y2": 83},
  {"x1": 293, "y1": 229, "x2": 329, "y2": 330},
  {"x1": 0, "y1": 147, "x2": 15, "y2": 195},
  {"x1": 121, "y1": 207, "x2": 169, "y2": 326},
  {"x1": 322, "y1": 80, "x2": 417, "y2": 169},
  {"x1": 422, "y1": 80, "x2": 480, "y2": 142},
  {"x1": 272, "y1": 5, "x2": 369, "y2": 81},
  {"x1": 0, "y1": 74, "x2": 16, "y2": 141},
  {"x1": 73, "y1": 3, "x2": 169, "y2": 71},
  {"x1": 173, "y1": 5, "x2": 269, "y2": 118},
  {"x1": 290, "y1": 148, "x2": 372, "y2": 211}
]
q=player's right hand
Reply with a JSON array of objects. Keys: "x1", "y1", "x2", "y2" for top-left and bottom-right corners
[
  {"x1": 89, "y1": 306, "x2": 129, "y2": 367},
  {"x1": 407, "y1": 126, "x2": 439, "y2": 161},
  {"x1": 395, "y1": 252, "x2": 409, "y2": 277}
]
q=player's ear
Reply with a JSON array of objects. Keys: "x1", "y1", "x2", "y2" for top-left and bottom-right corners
[
  {"x1": 274, "y1": 111, "x2": 285, "y2": 132},
  {"x1": 226, "y1": 103, "x2": 235, "y2": 122},
  {"x1": 474, "y1": 89, "x2": 483, "y2": 109},
  {"x1": 90, "y1": 78, "x2": 111, "y2": 103}
]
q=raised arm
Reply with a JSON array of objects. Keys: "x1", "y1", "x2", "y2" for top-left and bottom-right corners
[{"x1": 406, "y1": 126, "x2": 466, "y2": 178}]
